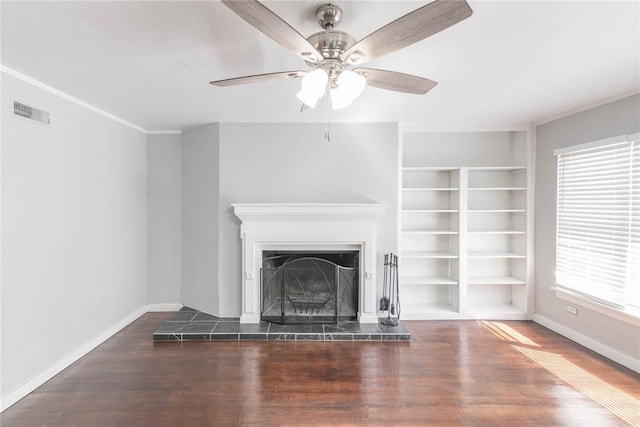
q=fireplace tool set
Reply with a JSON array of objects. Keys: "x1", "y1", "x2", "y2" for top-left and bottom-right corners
[{"x1": 380, "y1": 253, "x2": 400, "y2": 326}]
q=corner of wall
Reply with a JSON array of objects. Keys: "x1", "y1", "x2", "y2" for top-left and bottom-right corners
[
  {"x1": 146, "y1": 133, "x2": 183, "y2": 306},
  {"x1": 180, "y1": 123, "x2": 221, "y2": 315}
]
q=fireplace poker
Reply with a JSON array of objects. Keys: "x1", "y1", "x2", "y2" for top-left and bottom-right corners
[
  {"x1": 390, "y1": 255, "x2": 397, "y2": 316},
  {"x1": 379, "y1": 254, "x2": 390, "y2": 311},
  {"x1": 394, "y1": 254, "x2": 401, "y2": 319}
]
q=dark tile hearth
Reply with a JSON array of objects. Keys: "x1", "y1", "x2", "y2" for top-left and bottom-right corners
[{"x1": 153, "y1": 307, "x2": 410, "y2": 342}]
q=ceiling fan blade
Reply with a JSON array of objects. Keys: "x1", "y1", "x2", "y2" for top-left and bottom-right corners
[
  {"x1": 210, "y1": 71, "x2": 305, "y2": 87},
  {"x1": 354, "y1": 68, "x2": 437, "y2": 94},
  {"x1": 341, "y1": 0, "x2": 472, "y2": 64},
  {"x1": 221, "y1": 0, "x2": 324, "y2": 63}
]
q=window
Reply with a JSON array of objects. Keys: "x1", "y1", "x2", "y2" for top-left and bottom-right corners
[{"x1": 554, "y1": 134, "x2": 639, "y2": 314}]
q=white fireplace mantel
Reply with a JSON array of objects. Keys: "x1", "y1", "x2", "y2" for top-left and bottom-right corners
[{"x1": 232, "y1": 203, "x2": 386, "y2": 324}]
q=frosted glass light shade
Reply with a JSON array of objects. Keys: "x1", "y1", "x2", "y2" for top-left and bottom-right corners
[
  {"x1": 296, "y1": 68, "x2": 328, "y2": 108},
  {"x1": 330, "y1": 70, "x2": 366, "y2": 110}
]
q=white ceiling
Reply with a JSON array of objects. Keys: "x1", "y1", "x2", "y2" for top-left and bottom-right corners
[{"x1": 2, "y1": 1, "x2": 639, "y2": 132}]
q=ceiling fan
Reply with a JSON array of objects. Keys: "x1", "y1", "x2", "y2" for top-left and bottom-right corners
[{"x1": 210, "y1": 0, "x2": 473, "y2": 110}]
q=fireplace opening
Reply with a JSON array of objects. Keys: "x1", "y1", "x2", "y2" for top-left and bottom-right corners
[{"x1": 261, "y1": 251, "x2": 359, "y2": 324}]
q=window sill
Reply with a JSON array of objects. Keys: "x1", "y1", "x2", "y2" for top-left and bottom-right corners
[{"x1": 552, "y1": 287, "x2": 640, "y2": 327}]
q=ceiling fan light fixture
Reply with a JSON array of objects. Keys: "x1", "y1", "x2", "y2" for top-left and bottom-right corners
[
  {"x1": 296, "y1": 68, "x2": 328, "y2": 108},
  {"x1": 329, "y1": 69, "x2": 366, "y2": 110}
]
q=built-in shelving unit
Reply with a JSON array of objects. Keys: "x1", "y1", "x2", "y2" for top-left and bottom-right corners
[
  {"x1": 400, "y1": 167, "x2": 460, "y2": 317},
  {"x1": 399, "y1": 131, "x2": 531, "y2": 320}
]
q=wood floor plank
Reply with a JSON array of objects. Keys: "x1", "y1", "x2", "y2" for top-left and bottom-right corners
[{"x1": 2, "y1": 314, "x2": 638, "y2": 426}]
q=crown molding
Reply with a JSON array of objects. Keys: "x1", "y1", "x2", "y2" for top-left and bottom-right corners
[
  {"x1": 1, "y1": 65, "x2": 182, "y2": 135},
  {"x1": 533, "y1": 90, "x2": 640, "y2": 127},
  {"x1": 399, "y1": 123, "x2": 532, "y2": 134}
]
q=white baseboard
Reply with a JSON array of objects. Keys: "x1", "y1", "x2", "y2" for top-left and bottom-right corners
[
  {"x1": 146, "y1": 303, "x2": 183, "y2": 312},
  {"x1": 533, "y1": 314, "x2": 640, "y2": 374},
  {"x1": 1, "y1": 306, "x2": 147, "y2": 412}
]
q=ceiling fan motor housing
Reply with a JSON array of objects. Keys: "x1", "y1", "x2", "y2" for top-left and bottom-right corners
[
  {"x1": 316, "y1": 4, "x2": 343, "y2": 29},
  {"x1": 306, "y1": 30, "x2": 356, "y2": 64}
]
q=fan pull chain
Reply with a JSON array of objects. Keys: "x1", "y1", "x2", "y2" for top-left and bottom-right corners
[{"x1": 324, "y1": 94, "x2": 331, "y2": 142}]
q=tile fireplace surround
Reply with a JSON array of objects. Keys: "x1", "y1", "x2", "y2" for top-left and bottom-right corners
[{"x1": 232, "y1": 203, "x2": 387, "y2": 324}]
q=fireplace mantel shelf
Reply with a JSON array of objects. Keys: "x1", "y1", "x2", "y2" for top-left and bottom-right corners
[
  {"x1": 232, "y1": 203, "x2": 386, "y2": 324},
  {"x1": 232, "y1": 203, "x2": 387, "y2": 221}
]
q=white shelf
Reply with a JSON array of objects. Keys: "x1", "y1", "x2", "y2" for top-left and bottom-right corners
[
  {"x1": 402, "y1": 230, "x2": 458, "y2": 235},
  {"x1": 468, "y1": 252, "x2": 525, "y2": 259},
  {"x1": 402, "y1": 251, "x2": 458, "y2": 259},
  {"x1": 403, "y1": 187, "x2": 458, "y2": 191},
  {"x1": 403, "y1": 209, "x2": 458, "y2": 213},
  {"x1": 462, "y1": 304, "x2": 526, "y2": 320},
  {"x1": 468, "y1": 230, "x2": 525, "y2": 235},
  {"x1": 401, "y1": 303, "x2": 459, "y2": 316},
  {"x1": 401, "y1": 276, "x2": 458, "y2": 285},
  {"x1": 402, "y1": 309, "x2": 529, "y2": 320},
  {"x1": 467, "y1": 276, "x2": 526, "y2": 285},
  {"x1": 468, "y1": 187, "x2": 526, "y2": 191},
  {"x1": 467, "y1": 166, "x2": 526, "y2": 171},
  {"x1": 468, "y1": 209, "x2": 526, "y2": 213},
  {"x1": 403, "y1": 166, "x2": 458, "y2": 171},
  {"x1": 465, "y1": 303, "x2": 527, "y2": 315}
]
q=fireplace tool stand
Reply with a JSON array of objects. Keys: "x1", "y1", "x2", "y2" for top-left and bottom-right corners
[{"x1": 380, "y1": 253, "x2": 400, "y2": 327}]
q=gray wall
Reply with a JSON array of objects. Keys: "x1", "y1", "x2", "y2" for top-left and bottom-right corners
[
  {"x1": 535, "y1": 94, "x2": 640, "y2": 359},
  {"x1": 403, "y1": 131, "x2": 525, "y2": 166},
  {"x1": 1, "y1": 73, "x2": 148, "y2": 400},
  {"x1": 181, "y1": 124, "x2": 220, "y2": 315},
  {"x1": 218, "y1": 123, "x2": 399, "y2": 317},
  {"x1": 147, "y1": 134, "x2": 182, "y2": 305}
]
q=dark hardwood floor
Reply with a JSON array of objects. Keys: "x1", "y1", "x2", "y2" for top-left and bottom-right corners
[{"x1": 2, "y1": 313, "x2": 639, "y2": 426}]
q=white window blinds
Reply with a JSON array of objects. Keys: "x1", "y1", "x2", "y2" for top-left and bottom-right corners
[{"x1": 555, "y1": 134, "x2": 639, "y2": 310}]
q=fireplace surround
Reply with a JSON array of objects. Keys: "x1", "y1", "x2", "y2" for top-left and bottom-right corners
[{"x1": 232, "y1": 203, "x2": 386, "y2": 324}]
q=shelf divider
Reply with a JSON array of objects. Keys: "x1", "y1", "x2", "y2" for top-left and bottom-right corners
[{"x1": 458, "y1": 167, "x2": 468, "y2": 313}]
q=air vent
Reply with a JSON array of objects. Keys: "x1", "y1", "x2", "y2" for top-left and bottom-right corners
[{"x1": 13, "y1": 101, "x2": 50, "y2": 125}]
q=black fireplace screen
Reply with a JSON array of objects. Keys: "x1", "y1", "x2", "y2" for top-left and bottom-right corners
[{"x1": 261, "y1": 251, "x2": 359, "y2": 324}]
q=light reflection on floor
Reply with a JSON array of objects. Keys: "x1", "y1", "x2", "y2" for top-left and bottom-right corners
[
  {"x1": 480, "y1": 320, "x2": 540, "y2": 347},
  {"x1": 479, "y1": 321, "x2": 640, "y2": 426}
]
